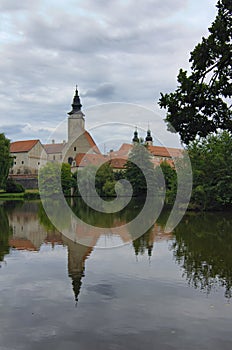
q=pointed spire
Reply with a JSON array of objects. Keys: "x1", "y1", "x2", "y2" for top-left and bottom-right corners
[
  {"x1": 132, "y1": 126, "x2": 139, "y2": 144},
  {"x1": 145, "y1": 127, "x2": 153, "y2": 143},
  {"x1": 68, "y1": 85, "x2": 82, "y2": 115}
]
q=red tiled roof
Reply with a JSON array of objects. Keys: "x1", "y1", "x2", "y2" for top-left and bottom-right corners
[
  {"x1": 117, "y1": 143, "x2": 133, "y2": 155},
  {"x1": 148, "y1": 145, "x2": 183, "y2": 158},
  {"x1": 108, "y1": 158, "x2": 127, "y2": 169},
  {"x1": 112, "y1": 143, "x2": 183, "y2": 158},
  {"x1": 10, "y1": 140, "x2": 39, "y2": 153},
  {"x1": 84, "y1": 131, "x2": 101, "y2": 154},
  {"x1": 75, "y1": 153, "x2": 107, "y2": 167},
  {"x1": 9, "y1": 238, "x2": 37, "y2": 251},
  {"x1": 44, "y1": 143, "x2": 66, "y2": 154},
  {"x1": 74, "y1": 153, "x2": 128, "y2": 169}
]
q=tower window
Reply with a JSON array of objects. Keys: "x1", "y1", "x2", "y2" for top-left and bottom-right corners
[{"x1": 74, "y1": 147, "x2": 77, "y2": 151}]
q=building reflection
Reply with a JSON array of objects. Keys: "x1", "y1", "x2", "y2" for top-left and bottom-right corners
[
  {"x1": 2, "y1": 200, "x2": 232, "y2": 300},
  {"x1": 2, "y1": 200, "x2": 172, "y2": 302},
  {"x1": 62, "y1": 235, "x2": 93, "y2": 302}
]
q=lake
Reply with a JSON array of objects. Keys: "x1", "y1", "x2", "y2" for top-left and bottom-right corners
[{"x1": 0, "y1": 199, "x2": 232, "y2": 350}]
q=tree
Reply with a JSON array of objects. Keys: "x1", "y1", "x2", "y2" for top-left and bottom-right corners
[
  {"x1": 124, "y1": 143, "x2": 156, "y2": 196},
  {"x1": 5, "y1": 179, "x2": 25, "y2": 193},
  {"x1": 95, "y1": 162, "x2": 116, "y2": 196},
  {"x1": 0, "y1": 133, "x2": 12, "y2": 189},
  {"x1": 187, "y1": 131, "x2": 232, "y2": 210},
  {"x1": 61, "y1": 163, "x2": 74, "y2": 196},
  {"x1": 39, "y1": 162, "x2": 74, "y2": 197},
  {"x1": 159, "y1": 0, "x2": 232, "y2": 144},
  {"x1": 158, "y1": 161, "x2": 177, "y2": 205}
]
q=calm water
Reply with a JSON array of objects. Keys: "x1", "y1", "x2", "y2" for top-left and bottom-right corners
[{"x1": 0, "y1": 199, "x2": 232, "y2": 350}]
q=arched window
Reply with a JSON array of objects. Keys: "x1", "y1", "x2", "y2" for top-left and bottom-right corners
[{"x1": 68, "y1": 157, "x2": 73, "y2": 165}]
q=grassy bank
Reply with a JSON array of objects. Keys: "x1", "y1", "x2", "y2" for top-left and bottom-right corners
[{"x1": 0, "y1": 189, "x2": 40, "y2": 200}]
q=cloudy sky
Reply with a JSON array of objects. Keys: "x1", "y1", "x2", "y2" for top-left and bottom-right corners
[{"x1": 0, "y1": 0, "x2": 217, "y2": 149}]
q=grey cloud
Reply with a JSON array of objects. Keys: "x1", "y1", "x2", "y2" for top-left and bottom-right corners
[
  {"x1": 0, "y1": 0, "x2": 216, "y2": 145},
  {"x1": 0, "y1": 0, "x2": 38, "y2": 11},
  {"x1": 83, "y1": 83, "x2": 116, "y2": 99},
  {"x1": 0, "y1": 124, "x2": 27, "y2": 136}
]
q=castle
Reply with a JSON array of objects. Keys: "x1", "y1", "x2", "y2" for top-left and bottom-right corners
[{"x1": 9, "y1": 87, "x2": 183, "y2": 188}]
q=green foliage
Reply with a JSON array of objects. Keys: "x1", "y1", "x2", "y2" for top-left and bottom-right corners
[
  {"x1": 187, "y1": 131, "x2": 232, "y2": 210},
  {"x1": 39, "y1": 162, "x2": 61, "y2": 196},
  {"x1": 24, "y1": 191, "x2": 40, "y2": 200},
  {"x1": 76, "y1": 165, "x2": 97, "y2": 197},
  {"x1": 76, "y1": 163, "x2": 117, "y2": 197},
  {"x1": 158, "y1": 161, "x2": 177, "y2": 205},
  {"x1": 0, "y1": 133, "x2": 12, "y2": 189},
  {"x1": 124, "y1": 144, "x2": 156, "y2": 196},
  {"x1": 39, "y1": 162, "x2": 74, "y2": 197},
  {"x1": 5, "y1": 179, "x2": 25, "y2": 193},
  {"x1": 95, "y1": 162, "x2": 116, "y2": 196},
  {"x1": 114, "y1": 170, "x2": 125, "y2": 181},
  {"x1": 159, "y1": 0, "x2": 232, "y2": 144},
  {"x1": 102, "y1": 179, "x2": 117, "y2": 197},
  {"x1": 61, "y1": 163, "x2": 74, "y2": 196}
]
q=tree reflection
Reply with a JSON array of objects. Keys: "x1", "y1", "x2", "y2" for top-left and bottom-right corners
[
  {"x1": 0, "y1": 204, "x2": 12, "y2": 264},
  {"x1": 172, "y1": 212, "x2": 232, "y2": 298},
  {"x1": 133, "y1": 229, "x2": 154, "y2": 257}
]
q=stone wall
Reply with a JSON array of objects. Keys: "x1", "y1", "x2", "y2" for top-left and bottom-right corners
[{"x1": 9, "y1": 175, "x2": 38, "y2": 189}]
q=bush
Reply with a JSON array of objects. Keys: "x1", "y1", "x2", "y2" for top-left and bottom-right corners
[
  {"x1": 24, "y1": 192, "x2": 40, "y2": 200},
  {"x1": 5, "y1": 179, "x2": 25, "y2": 193}
]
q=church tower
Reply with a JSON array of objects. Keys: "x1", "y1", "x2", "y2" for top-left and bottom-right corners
[
  {"x1": 63, "y1": 86, "x2": 100, "y2": 165},
  {"x1": 132, "y1": 127, "x2": 139, "y2": 144},
  {"x1": 68, "y1": 86, "x2": 85, "y2": 142},
  {"x1": 145, "y1": 128, "x2": 153, "y2": 146}
]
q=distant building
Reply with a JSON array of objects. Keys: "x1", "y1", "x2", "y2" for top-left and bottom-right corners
[
  {"x1": 10, "y1": 139, "x2": 47, "y2": 175},
  {"x1": 9, "y1": 87, "x2": 183, "y2": 188},
  {"x1": 9, "y1": 87, "x2": 101, "y2": 181},
  {"x1": 43, "y1": 140, "x2": 66, "y2": 163},
  {"x1": 71, "y1": 134, "x2": 183, "y2": 173}
]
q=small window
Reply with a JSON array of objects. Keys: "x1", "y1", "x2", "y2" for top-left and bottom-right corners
[
  {"x1": 21, "y1": 161, "x2": 24, "y2": 165},
  {"x1": 53, "y1": 155, "x2": 55, "y2": 161},
  {"x1": 74, "y1": 147, "x2": 77, "y2": 152},
  {"x1": 38, "y1": 162, "x2": 40, "y2": 165},
  {"x1": 14, "y1": 162, "x2": 16, "y2": 165},
  {"x1": 68, "y1": 157, "x2": 73, "y2": 165}
]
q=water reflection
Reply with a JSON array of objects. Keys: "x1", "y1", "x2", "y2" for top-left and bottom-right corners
[
  {"x1": 40, "y1": 195, "x2": 163, "y2": 248},
  {"x1": 0, "y1": 203, "x2": 12, "y2": 265},
  {"x1": 172, "y1": 212, "x2": 232, "y2": 298},
  {"x1": 0, "y1": 200, "x2": 171, "y2": 301},
  {"x1": 1, "y1": 200, "x2": 232, "y2": 300}
]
